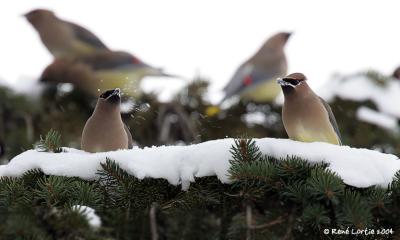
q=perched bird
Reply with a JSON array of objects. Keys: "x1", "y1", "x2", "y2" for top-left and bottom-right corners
[
  {"x1": 40, "y1": 51, "x2": 175, "y2": 98},
  {"x1": 278, "y1": 73, "x2": 342, "y2": 145},
  {"x1": 81, "y1": 88, "x2": 133, "y2": 152},
  {"x1": 222, "y1": 32, "x2": 292, "y2": 103},
  {"x1": 24, "y1": 9, "x2": 108, "y2": 58}
]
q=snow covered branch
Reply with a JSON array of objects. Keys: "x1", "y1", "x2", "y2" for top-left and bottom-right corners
[{"x1": 1, "y1": 138, "x2": 399, "y2": 189}]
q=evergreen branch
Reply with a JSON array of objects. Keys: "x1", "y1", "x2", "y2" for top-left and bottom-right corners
[
  {"x1": 340, "y1": 190, "x2": 372, "y2": 229},
  {"x1": 36, "y1": 129, "x2": 63, "y2": 153},
  {"x1": 307, "y1": 168, "x2": 344, "y2": 205}
]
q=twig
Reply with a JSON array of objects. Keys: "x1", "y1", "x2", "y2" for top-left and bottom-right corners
[
  {"x1": 250, "y1": 215, "x2": 285, "y2": 229},
  {"x1": 282, "y1": 212, "x2": 295, "y2": 240},
  {"x1": 149, "y1": 203, "x2": 158, "y2": 240},
  {"x1": 246, "y1": 204, "x2": 252, "y2": 240}
]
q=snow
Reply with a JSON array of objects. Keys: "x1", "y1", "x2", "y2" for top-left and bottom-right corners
[
  {"x1": 1, "y1": 138, "x2": 400, "y2": 189},
  {"x1": 8, "y1": 76, "x2": 44, "y2": 98},
  {"x1": 241, "y1": 111, "x2": 280, "y2": 127},
  {"x1": 0, "y1": 77, "x2": 7, "y2": 86},
  {"x1": 318, "y1": 74, "x2": 400, "y2": 119},
  {"x1": 241, "y1": 112, "x2": 267, "y2": 126},
  {"x1": 120, "y1": 100, "x2": 135, "y2": 113},
  {"x1": 72, "y1": 205, "x2": 101, "y2": 229},
  {"x1": 356, "y1": 107, "x2": 399, "y2": 132},
  {"x1": 140, "y1": 76, "x2": 187, "y2": 102}
]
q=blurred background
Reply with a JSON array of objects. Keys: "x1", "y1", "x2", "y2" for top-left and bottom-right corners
[{"x1": 1, "y1": 1, "x2": 400, "y2": 160}]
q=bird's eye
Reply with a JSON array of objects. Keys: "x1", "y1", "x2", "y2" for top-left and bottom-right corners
[{"x1": 292, "y1": 80, "x2": 300, "y2": 85}]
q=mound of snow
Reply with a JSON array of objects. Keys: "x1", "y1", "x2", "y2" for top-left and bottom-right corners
[{"x1": 1, "y1": 138, "x2": 399, "y2": 189}]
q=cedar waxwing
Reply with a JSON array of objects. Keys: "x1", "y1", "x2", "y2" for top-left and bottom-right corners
[
  {"x1": 81, "y1": 88, "x2": 133, "y2": 152},
  {"x1": 40, "y1": 51, "x2": 175, "y2": 98},
  {"x1": 392, "y1": 66, "x2": 400, "y2": 80},
  {"x1": 222, "y1": 32, "x2": 291, "y2": 103},
  {"x1": 24, "y1": 9, "x2": 108, "y2": 58},
  {"x1": 277, "y1": 73, "x2": 342, "y2": 145}
]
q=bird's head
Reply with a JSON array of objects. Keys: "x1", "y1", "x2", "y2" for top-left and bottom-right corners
[
  {"x1": 99, "y1": 88, "x2": 121, "y2": 104},
  {"x1": 24, "y1": 9, "x2": 55, "y2": 25},
  {"x1": 265, "y1": 32, "x2": 292, "y2": 49},
  {"x1": 277, "y1": 72, "x2": 307, "y2": 94},
  {"x1": 279, "y1": 32, "x2": 292, "y2": 43}
]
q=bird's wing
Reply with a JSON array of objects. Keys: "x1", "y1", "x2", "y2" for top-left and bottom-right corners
[
  {"x1": 81, "y1": 51, "x2": 145, "y2": 70},
  {"x1": 124, "y1": 124, "x2": 134, "y2": 148},
  {"x1": 63, "y1": 20, "x2": 108, "y2": 49},
  {"x1": 319, "y1": 97, "x2": 342, "y2": 145},
  {"x1": 223, "y1": 63, "x2": 254, "y2": 100},
  {"x1": 222, "y1": 63, "x2": 282, "y2": 101},
  {"x1": 81, "y1": 51, "x2": 171, "y2": 78}
]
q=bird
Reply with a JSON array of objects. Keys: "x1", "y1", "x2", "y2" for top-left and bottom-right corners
[
  {"x1": 222, "y1": 32, "x2": 292, "y2": 103},
  {"x1": 40, "y1": 51, "x2": 175, "y2": 98},
  {"x1": 81, "y1": 88, "x2": 133, "y2": 152},
  {"x1": 24, "y1": 8, "x2": 108, "y2": 59},
  {"x1": 277, "y1": 73, "x2": 342, "y2": 145}
]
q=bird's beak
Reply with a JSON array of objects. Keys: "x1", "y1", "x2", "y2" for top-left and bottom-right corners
[
  {"x1": 106, "y1": 88, "x2": 121, "y2": 100},
  {"x1": 277, "y1": 78, "x2": 295, "y2": 88},
  {"x1": 104, "y1": 88, "x2": 121, "y2": 101},
  {"x1": 285, "y1": 32, "x2": 293, "y2": 40},
  {"x1": 277, "y1": 78, "x2": 286, "y2": 86},
  {"x1": 113, "y1": 88, "x2": 121, "y2": 97}
]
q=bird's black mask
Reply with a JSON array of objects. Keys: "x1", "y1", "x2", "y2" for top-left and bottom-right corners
[{"x1": 100, "y1": 89, "x2": 121, "y2": 104}]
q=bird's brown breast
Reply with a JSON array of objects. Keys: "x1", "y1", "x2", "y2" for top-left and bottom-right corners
[
  {"x1": 282, "y1": 93, "x2": 340, "y2": 145},
  {"x1": 81, "y1": 114, "x2": 129, "y2": 153}
]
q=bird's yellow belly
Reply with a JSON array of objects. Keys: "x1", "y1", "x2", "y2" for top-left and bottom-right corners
[
  {"x1": 241, "y1": 79, "x2": 281, "y2": 102},
  {"x1": 290, "y1": 124, "x2": 340, "y2": 145}
]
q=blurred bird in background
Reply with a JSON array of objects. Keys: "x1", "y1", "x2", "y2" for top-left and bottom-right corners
[
  {"x1": 26, "y1": 8, "x2": 178, "y2": 98},
  {"x1": 222, "y1": 32, "x2": 291, "y2": 103},
  {"x1": 40, "y1": 50, "x2": 175, "y2": 98},
  {"x1": 81, "y1": 88, "x2": 134, "y2": 152},
  {"x1": 24, "y1": 9, "x2": 109, "y2": 59},
  {"x1": 205, "y1": 32, "x2": 291, "y2": 117},
  {"x1": 278, "y1": 73, "x2": 342, "y2": 145}
]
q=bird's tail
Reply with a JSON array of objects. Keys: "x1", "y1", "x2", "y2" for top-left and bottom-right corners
[
  {"x1": 159, "y1": 72, "x2": 185, "y2": 79},
  {"x1": 148, "y1": 67, "x2": 189, "y2": 81}
]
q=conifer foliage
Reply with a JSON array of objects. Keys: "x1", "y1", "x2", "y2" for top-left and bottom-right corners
[{"x1": 0, "y1": 133, "x2": 398, "y2": 239}]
